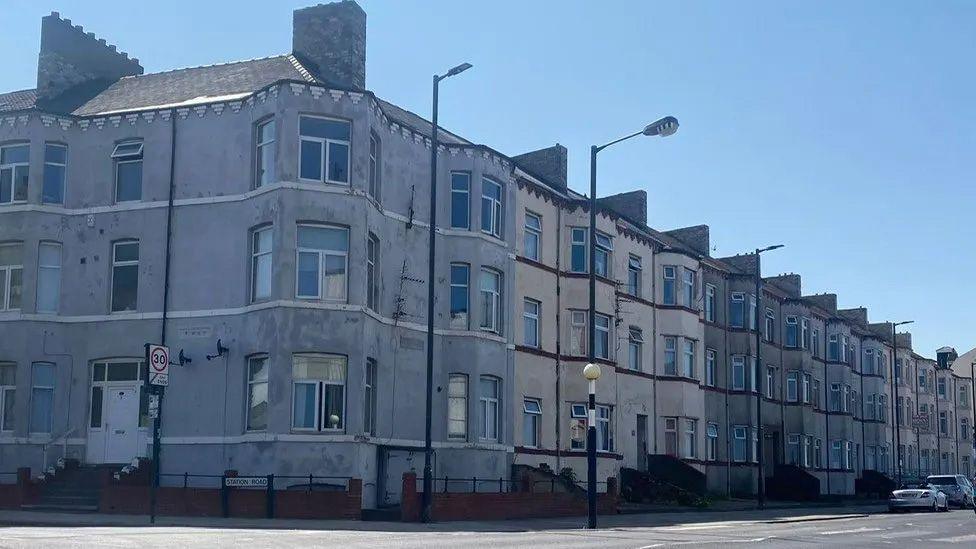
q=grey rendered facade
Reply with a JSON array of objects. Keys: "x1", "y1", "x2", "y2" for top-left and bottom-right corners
[{"x1": 1, "y1": 0, "x2": 971, "y2": 511}]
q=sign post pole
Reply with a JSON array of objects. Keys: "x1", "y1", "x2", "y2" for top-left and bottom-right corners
[{"x1": 146, "y1": 343, "x2": 169, "y2": 525}]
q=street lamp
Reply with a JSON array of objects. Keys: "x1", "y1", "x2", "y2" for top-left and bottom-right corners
[
  {"x1": 583, "y1": 362, "x2": 602, "y2": 529},
  {"x1": 752, "y1": 244, "x2": 783, "y2": 509},
  {"x1": 587, "y1": 115, "x2": 678, "y2": 529},
  {"x1": 423, "y1": 61, "x2": 472, "y2": 524},
  {"x1": 889, "y1": 319, "x2": 913, "y2": 487}
]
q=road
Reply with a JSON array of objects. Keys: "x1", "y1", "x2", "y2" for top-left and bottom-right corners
[{"x1": 1, "y1": 508, "x2": 976, "y2": 548}]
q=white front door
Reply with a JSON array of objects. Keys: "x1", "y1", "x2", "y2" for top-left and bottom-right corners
[{"x1": 104, "y1": 386, "x2": 140, "y2": 463}]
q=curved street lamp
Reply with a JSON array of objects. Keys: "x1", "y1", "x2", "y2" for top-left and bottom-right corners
[
  {"x1": 423, "y1": 61, "x2": 473, "y2": 524},
  {"x1": 587, "y1": 116, "x2": 678, "y2": 529}
]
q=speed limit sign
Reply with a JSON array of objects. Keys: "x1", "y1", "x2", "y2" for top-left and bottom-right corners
[{"x1": 148, "y1": 344, "x2": 170, "y2": 386}]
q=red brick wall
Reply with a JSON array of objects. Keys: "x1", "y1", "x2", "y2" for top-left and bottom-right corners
[
  {"x1": 99, "y1": 479, "x2": 362, "y2": 520},
  {"x1": 0, "y1": 485, "x2": 20, "y2": 509},
  {"x1": 0, "y1": 468, "x2": 40, "y2": 508},
  {"x1": 400, "y1": 472, "x2": 618, "y2": 522}
]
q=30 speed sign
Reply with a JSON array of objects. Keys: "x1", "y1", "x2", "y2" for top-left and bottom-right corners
[{"x1": 148, "y1": 344, "x2": 170, "y2": 386}]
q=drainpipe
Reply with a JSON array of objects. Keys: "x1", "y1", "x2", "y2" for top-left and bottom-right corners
[
  {"x1": 650, "y1": 246, "x2": 658, "y2": 455},
  {"x1": 555, "y1": 203, "x2": 563, "y2": 471},
  {"x1": 824, "y1": 322, "x2": 830, "y2": 495},
  {"x1": 723, "y1": 274, "x2": 731, "y2": 498}
]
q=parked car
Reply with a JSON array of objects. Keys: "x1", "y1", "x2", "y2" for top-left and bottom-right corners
[
  {"x1": 888, "y1": 484, "x2": 949, "y2": 512},
  {"x1": 925, "y1": 475, "x2": 975, "y2": 508}
]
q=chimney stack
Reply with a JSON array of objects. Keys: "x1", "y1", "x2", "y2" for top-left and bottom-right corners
[
  {"x1": 36, "y1": 12, "x2": 143, "y2": 104},
  {"x1": 293, "y1": 1, "x2": 366, "y2": 89}
]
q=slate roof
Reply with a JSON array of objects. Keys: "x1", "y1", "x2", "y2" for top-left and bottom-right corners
[
  {"x1": 73, "y1": 55, "x2": 315, "y2": 116},
  {"x1": 0, "y1": 89, "x2": 38, "y2": 113},
  {"x1": 0, "y1": 54, "x2": 471, "y2": 147}
]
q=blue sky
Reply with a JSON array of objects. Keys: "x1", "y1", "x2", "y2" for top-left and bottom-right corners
[{"x1": 3, "y1": 1, "x2": 973, "y2": 356}]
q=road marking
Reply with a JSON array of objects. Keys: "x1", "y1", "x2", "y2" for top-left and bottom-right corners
[
  {"x1": 820, "y1": 527, "x2": 883, "y2": 535},
  {"x1": 655, "y1": 524, "x2": 735, "y2": 531},
  {"x1": 934, "y1": 534, "x2": 976, "y2": 543},
  {"x1": 640, "y1": 537, "x2": 773, "y2": 548}
]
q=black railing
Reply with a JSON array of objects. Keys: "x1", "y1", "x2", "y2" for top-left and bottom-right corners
[
  {"x1": 413, "y1": 476, "x2": 609, "y2": 494},
  {"x1": 0, "y1": 472, "x2": 17, "y2": 485}
]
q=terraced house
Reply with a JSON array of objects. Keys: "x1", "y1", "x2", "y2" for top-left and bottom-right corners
[{"x1": 0, "y1": 0, "x2": 971, "y2": 514}]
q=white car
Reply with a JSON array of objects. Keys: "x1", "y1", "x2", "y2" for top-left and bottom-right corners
[{"x1": 889, "y1": 484, "x2": 950, "y2": 512}]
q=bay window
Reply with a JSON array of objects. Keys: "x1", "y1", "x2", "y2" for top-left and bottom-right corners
[
  {"x1": 296, "y1": 224, "x2": 348, "y2": 301},
  {"x1": 298, "y1": 115, "x2": 350, "y2": 184},
  {"x1": 291, "y1": 354, "x2": 346, "y2": 431}
]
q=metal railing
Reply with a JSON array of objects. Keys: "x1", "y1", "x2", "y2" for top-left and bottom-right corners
[
  {"x1": 0, "y1": 472, "x2": 17, "y2": 486},
  {"x1": 157, "y1": 472, "x2": 352, "y2": 491},
  {"x1": 414, "y1": 476, "x2": 609, "y2": 494}
]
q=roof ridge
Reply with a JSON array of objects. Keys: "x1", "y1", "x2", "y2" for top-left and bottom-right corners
[
  {"x1": 117, "y1": 53, "x2": 294, "y2": 80},
  {"x1": 286, "y1": 54, "x2": 318, "y2": 83}
]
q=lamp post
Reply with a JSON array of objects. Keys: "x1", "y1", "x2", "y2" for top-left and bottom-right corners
[
  {"x1": 583, "y1": 363, "x2": 602, "y2": 529},
  {"x1": 587, "y1": 116, "x2": 677, "y2": 529},
  {"x1": 422, "y1": 61, "x2": 472, "y2": 524},
  {"x1": 753, "y1": 244, "x2": 783, "y2": 509},
  {"x1": 889, "y1": 319, "x2": 913, "y2": 487}
]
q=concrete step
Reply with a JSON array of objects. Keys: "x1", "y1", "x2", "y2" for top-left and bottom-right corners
[
  {"x1": 361, "y1": 507, "x2": 401, "y2": 521},
  {"x1": 21, "y1": 503, "x2": 99, "y2": 513}
]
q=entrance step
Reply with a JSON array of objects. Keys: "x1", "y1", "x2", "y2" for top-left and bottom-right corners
[
  {"x1": 361, "y1": 507, "x2": 401, "y2": 521},
  {"x1": 21, "y1": 503, "x2": 100, "y2": 513},
  {"x1": 24, "y1": 464, "x2": 113, "y2": 514}
]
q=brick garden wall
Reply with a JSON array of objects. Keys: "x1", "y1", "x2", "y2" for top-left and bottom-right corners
[
  {"x1": 100, "y1": 479, "x2": 363, "y2": 520},
  {"x1": 400, "y1": 472, "x2": 617, "y2": 522}
]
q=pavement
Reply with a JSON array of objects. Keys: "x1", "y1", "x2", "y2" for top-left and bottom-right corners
[{"x1": 1, "y1": 505, "x2": 975, "y2": 547}]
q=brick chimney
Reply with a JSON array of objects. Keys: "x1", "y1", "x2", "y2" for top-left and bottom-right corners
[
  {"x1": 36, "y1": 12, "x2": 143, "y2": 104},
  {"x1": 664, "y1": 225, "x2": 710, "y2": 257},
  {"x1": 598, "y1": 190, "x2": 648, "y2": 226},
  {"x1": 293, "y1": 1, "x2": 366, "y2": 89},
  {"x1": 513, "y1": 144, "x2": 568, "y2": 192},
  {"x1": 765, "y1": 273, "x2": 802, "y2": 298}
]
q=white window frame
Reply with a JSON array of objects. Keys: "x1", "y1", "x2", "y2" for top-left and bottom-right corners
[
  {"x1": 245, "y1": 355, "x2": 269, "y2": 432},
  {"x1": 682, "y1": 339, "x2": 695, "y2": 379},
  {"x1": 732, "y1": 425, "x2": 747, "y2": 462},
  {"x1": 731, "y1": 355, "x2": 745, "y2": 390},
  {"x1": 627, "y1": 254, "x2": 642, "y2": 297},
  {"x1": 664, "y1": 336, "x2": 677, "y2": 376},
  {"x1": 628, "y1": 327, "x2": 643, "y2": 372},
  {"x1": 786, "y1": 371, "x2": 798, "y2": 402},
  {"x1": 0, "y1": 362, "x2": 15, "y2": 433},
  {"x1": 112, "y1": 140, "x2": 143, "y2": 203},
  {"x1": 450, "y1": 172, "x2": 470, "y2": 229},
  {"x1": 730, "y1": 292, "x2": 745, "y2": 328},
  {"x1": 449, "y1": 263, "x2": 469, "y2": 330},
  {"x1": 250, "y1": 226, "x2": 273, "y2": 303},
  {"x1": 594, "y1": 313, "x2": 611, "y2": 360},
  {"x1": 705, "y1": 349, "x2": 716, "y2": 387},
  {"x1": 295, "y1": 224, "x2": 349, "y2": 302},
  {"x1": 571, "y1": 310, "x2": 587, "y2": 356},
  {"x1": 704, "y1": 284, "x2": 716, "y2": 322},
  {"x1": 364, "y1": 357, "x2": 377, "y2": 436},
  {"x1": 366, "y1": 233, "x2": 379, "y2": 311},
  {"x1": 683, "y1": 418, "x2": 697, "y2": 459},
  {"x1": 570, "y1": 228, "x2": 587, "y2": 273},
  {"x1": 298, "y1": 115, "x2": 351, "y2": 185},
  {"x1": 110, "y1": 240, "x2": 139, "y2": 313},
  {"x1": 522, "y1": 398, "x2": 541, "y2": 448},
  {"x1": 764, "y1": 308, "x2": 775, "y2": 342},
  {"x1": 766, "y1": 366, "x2": 775, "y2": 399},
  {"x1": 42, "y1": 142, "x2": 67, "y2": 204},
  {"x1": 523, "y1": 211, "x2": 541, "y2": 261},
  {"x1": 523, "y1": 298, "x2": 540, "y2": 348},
  {"x1": 255, "y1": 118, "x2": 275, "y2": 188},
  {"x1": 0, "y1": 143, "x2": 29, "y2": 205},
  {"x1": 479, "y1": 268, "x2": 502, "y2": 334},
  {"x1": 368, "y1": 131, "x2": 380, "y2": 199},
  {"x1": 664, "y1": 417, "x2": 678, "y2": 456},
  {"x1": 706, "y1": 422, "x2": 718, "y2": 461},
  {"x1": 480, "y1": 177, "x2": 503, "y2": 238},
  {"x1": 682, "y1": 268, "x2": 696, "y2": 307},
  {"x1": 479, "y1": 376, "x2": 501, "y2": 442},
  {"x1": 594, "y1": 232, "x2": 612, "y2": 278},
  {"x1": 0, "y1": 242, "x2": 23, "y2": 311},
  {"x1": 29, "y1": 362, "x2": 55, "y2": 434},
  {"x1": 447, "y1": 374, "x2": 468, "y2": 441},
  {"x1": 596, "y1": 404, "x2": 613, "y2": 452},
  {"x1": 662, "y1": 266, "x2": 676, "y2": 305},
  {"x1": 290, "y1": 353, "x2": 347, "y2": 432}
]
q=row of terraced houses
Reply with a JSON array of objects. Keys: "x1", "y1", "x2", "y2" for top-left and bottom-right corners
[{"x1": 1, "y1": 0, "x2": 973, "y2": 511}]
